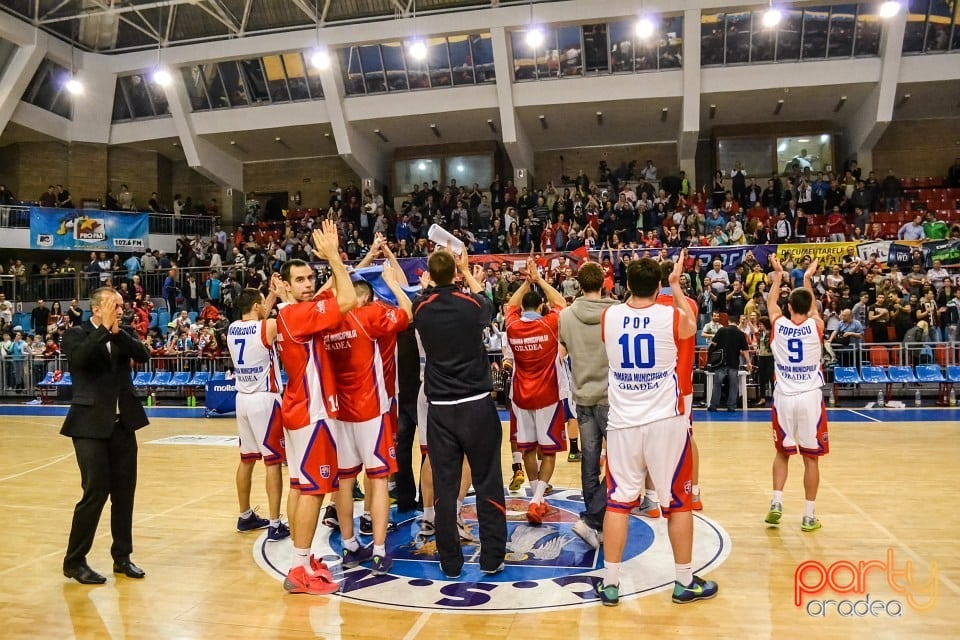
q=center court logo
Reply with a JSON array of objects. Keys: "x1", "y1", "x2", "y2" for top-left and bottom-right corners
[
  {"x1": 795, "y1": 548, "x2": 938, "y2": 617},
  {"x1": 254, "y1": 488, "x2": 730, "y2": 612}
]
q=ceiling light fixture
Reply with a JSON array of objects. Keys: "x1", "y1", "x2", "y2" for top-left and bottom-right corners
[
  {"x1": 709, "y1": 104, "x2": 717, "y2": 119},
  {"x1": 636, "y1": 16, "x2": 656, "y2": 40},
  {"x1": 374, "y1": 129, "x2": 389, "y2": 142},
  {"x1": 661, "y1": 107, "x2": 669, "y2": 122},
  {"x1": 525, "y1": 0, "x2": 544, "y2": 48},
  {"x1": 833, "y1": 96, "x2": 847, "y2": 112},
  {"x1": 310, "y1": 0, "x2": 331, "y2": 70},
  {"x1": 596, "y1": 111, "x2": 603, "y2": 125},
  {"x1": 408, "y1": 0, "x2": 427, "y2": 60},
  {"x1": 538, "y1": 114, "x2": 547, "y2": 129},
  {"x1": 487, "y1": 118, "x2": 498, "y2": 133},
  {"x1": 430, "y1": 123, "x2": 441, "y2": 138},
  {"x1": 774, "y1": 98, "x2": 784, "y2": 115},
  {"x1": 879, "y1": 1, "x2": 902, "y2": 18},
  {"x1": 762, "y1": 3, "x2": 782, "y2": 28},
  {"x1": 150, "y1": 10, "x2": 170, "y2": 86}
]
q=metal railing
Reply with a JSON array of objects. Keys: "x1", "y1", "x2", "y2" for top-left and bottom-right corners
[{"x1": 0, "y1": 205, "x2": 219, "y2": 237}]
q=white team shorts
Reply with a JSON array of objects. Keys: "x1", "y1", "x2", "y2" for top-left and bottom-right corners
[
  {"x1": 605, "y1": 415, "x2": 695, "y2": 517},
  {"x1": 772, "y1": 388, "x2": 830, "y2": 457},
  {"x1": 416, "y1": 386, "x2": 429, "y2": 454},
  {"x1": 235, "y1": 392, "x2": 284, "y2": 464},
  {"x1": 511, "y1": 401, "x2": 567, "y2": 454},
  {"x1": 331, "y1": 414, "x2": 398, "y2": 479}
]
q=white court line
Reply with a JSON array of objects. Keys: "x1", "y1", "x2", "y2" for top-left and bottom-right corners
[
  {"x1": 823, "y1": 478, "x2": 960, "y2": 597},
  {"x1": 845, "y1": 409, "x2": 882, "y2": 422},
  {"x1": 402, "y1": 612, "x2": 432, "y2": 640},
  {"x1": 0, "y1": 453, "x2": 73, "y2": 483}
]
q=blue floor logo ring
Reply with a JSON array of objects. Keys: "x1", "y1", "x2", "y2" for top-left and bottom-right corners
[{"x1": 253, "y1": 488, "x2": 731, "y2": 613}]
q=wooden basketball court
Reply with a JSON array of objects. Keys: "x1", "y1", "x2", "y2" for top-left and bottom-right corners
[{"x1": 0, "y1": 409, "x2": 957, "y2": 638}]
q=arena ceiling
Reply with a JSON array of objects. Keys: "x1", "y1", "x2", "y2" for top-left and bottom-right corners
[{"x1": 0, "y1": 0, "x2": 547, "y2": 53}]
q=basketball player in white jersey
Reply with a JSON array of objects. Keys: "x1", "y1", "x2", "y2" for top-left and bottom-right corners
[
  {"x1": 597, "y1": 251, "x2": 718, "y2": 606},
  {"x1": 227, "y1": 287, "x2": 289, "y2": 542},
  {"x1": 764, "y1": 255, "x2": 828, "y2": 532}
]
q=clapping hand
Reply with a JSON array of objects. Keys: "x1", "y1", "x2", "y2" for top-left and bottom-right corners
[
  {"x1": 99, "y1": 293, "x2": 119, "y2": 333},
  {"x1": 525, "y1": 257, "x2": 540, "y2": 284},
  {"x1": 311, "y1": 219, "x2": 341, "y2": 261},
  {"x1": 668, "y1": 249, "x2": 686, "y2": 289},
  {"x1": 805, "y1": 258, "x2": 820, "y2": 279},
  {"x1": 768, "y1": 254, "x2": 784, "y2": 273}
]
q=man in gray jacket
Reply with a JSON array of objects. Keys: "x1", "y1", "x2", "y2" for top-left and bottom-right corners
[{"x1": 558, "y1": 262, "x2": 618, "y2": 549}]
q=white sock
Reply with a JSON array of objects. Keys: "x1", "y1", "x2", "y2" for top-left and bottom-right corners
[
  {"x1": 603, "y1": 561, "x2": 621, "y2": 587},
  {"x1": 343, "y1": 536, "x2": 359, "y2": 552},
  {"x1": 388, "y1": 480, "x2": 396, "y2": 491},
  {"x1": 676, "y1": 562, "x2": 693, "y2": 587},
  {"x1": 512, "y1": 451, "x2": 522, "y2": 464},
  {"x1": 532, "y1": 480, "x2": 547, "y2": 503},
  {"x1": 528, "y1": 479, "x2": 539, "y2": 496},
  {"x1": 293, "y1": 547, "x2": 310, "y2": 571},
  {"x1": 240, "y1": 508, "x2": 253, "y2": 518},
  {"x1": 645, "y1": 489, "x2": 658, "y2": 503},
  {"x1": 772, "y1": 490, "x2": 784, "y2": 505},
  {"x1": 269, "y1": 518, "x2": 280, "y2": 528},
  {"x1": 692, "y1": 484, "x2": 700, "y2": 497},
  {"x1": 373, "y1": 544, "x2": 386, "y2": 556},
  {"x1": 804, "y1": 501, "x2": 816, "y2": 518}
]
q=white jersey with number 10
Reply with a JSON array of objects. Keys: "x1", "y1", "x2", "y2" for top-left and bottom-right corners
[
  {"x1": 771, "y1": 316, "x2": 823, "y2": 395},
  {"x1": 227, "y1": 319, "x2": 283, "y2": 395},
  {"x1": 601, "y1": 302, "x2": 682, "y2": 431}
]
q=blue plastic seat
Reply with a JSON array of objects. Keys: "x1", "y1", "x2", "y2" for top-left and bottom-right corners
[
  {"x1": 946, "y1": 366, "x2": 960, "y2": 383},
  {"x1": 210, "y1": 371, "x2": 226, "y2": 382},
  {"x1": 833, "y1": 367, "x2": 862, "y2": 384},
  {"x1": 36, "y1": 372, "x2": 55, "y2": 386},
  {"x1": 190, "y1": 371, "x2": 211, "y2": 387},
  {"x1": 916, "y1": 365, "x2": 946, "y2": 383},
  {"x1": 859, "y1": 366, "x2": 890, "y2": 384},
  {"x1": 887, "y1": 366, "x2": 917, "y2": 383},
  {"x1": 170, "y1": 371, "x2": 192, "y2": 387},
  {"x1": 55, "y1": 372, "x2": 72, "y2": 387},
  {"x1": 188, "y1": 312, "x2": 198, "y2": 323},
  {"x1": 133, "y1": 371, "x2": 154, "y2": 387},
  {"x1": 149, "y1": 312, "x2": 158, "y2": 328},
  {"x1": 151, "y1": 371, "x2": 173, "y2": 386}
]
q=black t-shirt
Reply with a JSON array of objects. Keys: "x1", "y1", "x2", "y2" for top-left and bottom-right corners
[
  {"x1": 727, "y1": 292, "x2": 747, "y2": 318},
  {"x1": 712, "y1": 325, "x2": 748, "y2": 369},
  {"x1": 396, "y1": 327, "x2": 421, "y2": 404},
  {"x1": 413, "y1": 285, "x2": 493, "y2": 402}
]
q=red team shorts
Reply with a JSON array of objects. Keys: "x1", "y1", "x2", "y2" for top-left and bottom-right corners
[{"x1": 284, "y1": 420, "x2": 339, "y2": 495}]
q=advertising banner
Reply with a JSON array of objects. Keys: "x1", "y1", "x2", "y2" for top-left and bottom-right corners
[{"x1": 30, "y1": 207, "x2": 149, "y2": 251}]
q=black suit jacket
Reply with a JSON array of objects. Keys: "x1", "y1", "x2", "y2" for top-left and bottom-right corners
[{"x1": 60, "y1": 321, "x2": 151, "y2": 439}]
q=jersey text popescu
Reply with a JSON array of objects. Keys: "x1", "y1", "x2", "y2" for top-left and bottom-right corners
[{"x1": 771, "y1": 316, "x2": 823, "y2": 395}]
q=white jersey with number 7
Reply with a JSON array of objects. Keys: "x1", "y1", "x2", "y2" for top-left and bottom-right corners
[
  {"x1": 601, "y1": 302, "x2": 682, "y2": 430},
  {"x1": 771, "y1": 316, "x2": 823, "y2": 395}
]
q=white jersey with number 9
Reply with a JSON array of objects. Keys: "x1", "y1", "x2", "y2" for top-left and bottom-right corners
[
  {"x1": 602, "y1": 302, "x2": 682, "y2": 430},
  {"x1": 771, "y1": 316, "x2": 823, "y2": 395}
]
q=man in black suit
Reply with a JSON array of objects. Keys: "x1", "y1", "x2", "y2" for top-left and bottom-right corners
[{"x1": 61, "y1": 287, "x2": 151, "y2": 584}]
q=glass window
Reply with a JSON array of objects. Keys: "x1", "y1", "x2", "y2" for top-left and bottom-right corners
[
  {"x1": 444, "y1": 155, "x2": 493, "y2": 189},
  {"x1": 49, "y1": 88, "x2": 71, "y2": 119},
  {"x1": 147, "y1": 80, "x2": 169, "y2": 116},
  {"x1": 405, "y1": 44, "x2": 430, "y2": 89},
  {"x1": 0, "y1": 38, "x2": 16, "y2": 82},
  {"x1": 217, "y1": 61, "x2": 248, "y2": 106},
  {"x1": 926, "y1": 0, "x2": 953, "y2": 51},
  {"x1": 828, "y1": 5, "x2": 857, "y2": 57},
  {"x1": 854, "y1": 7, "x2": 882, "y2": 56},
  {"x1": 750, "y1": 11, "x2": 776, "y2": 62},
  {"x1": 557, "y1": 25, "x2": 582, "y2": 76},
  {"x1": 395, "y1": 158, "x2": 441, "y2": 194},
  {"x1": 262, "y1": 54, "x2": 291, "y2": 101},
  {"x1": 902, "y1": 0, "x2": 928, "y2": 52},
  {"x1": 304, "y1": 58, "x2": 324, "y2": 98},
  {"x1": 532, "y1": 28, "x2": 558, "y2": 78},
  {"x1": 381, "y1": 41, "x2": 409, "y2": 91},
  {"x1": 26, "y1": 60, "x2": 62, "y2": 109},
  {"x1": 511, "y1": 30, "x2": 536, "y2": 80},
  {"x1": 339, "y1": 48, "x2": 364, "y2": 95},
  {"x1": 112, "y1": 81, "x2": 132, "y2": 121},
  {"x1": 121, "y1": 74, "x2": 154, "y2": 117},
  {"x1": 283, "y1": 53, "x2": 311, "y2": 99},
  {"x1": 427, "y1": 37, "x2": 452, "y2": 87},
  {"x1": 241, "y1": 59, "x2": 270, "y2": 103},
  {"x1": 181, "y1": 66, "x2": 210, "y2": 110},
  {"x1": 701, "y1": 13, "x2": 725, "y2": 66},
  {"x1": 777, "y1": 135, "x2": 833, "y2": 174},
  {"x1": 717, "y1": 137, "x2": 775, "y2": 177},
  {"x1": 776, "y1": 9, "x2": 803, "y2": 60},
  {"x1": 609, "y1": 21, "x2": 634, "y2": 72},
  {"x1": 448, "y1": 35, "x2": 475, "y2": 85},
  {"x1": 470, "y1": 34, "x2": 495, "y2": 83},
  {"x1": 802, "y1": 7, "x2": 831, "y2": 59},
  {"x1": 725, "y1": 12, "x2": 752, "y2": 63},
  {"x1": 358, "y1": 46, "x2": 386, "y2": 94},
  {"x1": 659, "y1": 16, "x2": 683, "y2": 69},
  {"x1": 582, "y1": 24, "x2": 608, "y2": 73},
  {"x1": 202, "y1": 63, "x2": 229, "y2": 108}
]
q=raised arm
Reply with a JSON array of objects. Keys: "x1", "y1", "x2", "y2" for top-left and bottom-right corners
[
  {"x1": 355, "y1": 233, "x2": 384, "y2": 269},
  {"x1": 312, "y1": 221, "x2": 356, "y2": 315},
  {"x1": 767, "y1": 254, "x2": 784, "y2": 324},
  {"x1": 381, "y1": 264, "x2": 413, "y2": 322},
  {"x1": 669, "y1": 249, "x2": 696, "y2": 340},
  {"x1": 802, "y1": 258, "x2": 825, "y2": 331},
  {"x1": 527, "y1": 257, "x2": 566, "y2": 309},
  {"x1": 457, "y1": 246, "x2": 484, "y2": 295}
]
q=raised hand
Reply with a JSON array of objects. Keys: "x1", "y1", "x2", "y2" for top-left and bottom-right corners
[
  {"x1": 525, "y1": 257, "x2": 539, "y2": 283},
  {"x1": 805, "y1": 258, "x2": 820, "y2": 279},
  {"x1": 311, "y1": 220, "x2": 341, "y2": 261},
  {"x1": 419, "y1": 269, "x2": 434, "y2": 290},
  {"x1": 269, "y1": 272, "x2": 283, "y2": 295},
  {"x1": 668, "y1": 248, "x2": 686, "y2": 289},
  {"x1": 381, "y1": 263, "x2": 397, "y2": 286},
  {"x1": 768, "y1": 254, "x2": 784, "y2": 273},
  {"x1": 472, "y1": 264, "x2": 485, "y2": 282}
]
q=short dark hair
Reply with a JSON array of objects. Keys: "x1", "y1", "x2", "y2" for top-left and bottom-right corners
[
  {"x1": 521, "y1": 290, "x2": 543, "y2": 311},
  {"x1": 353, "y1": 280, "x2": 373, "y2": 301},
  {"x1": 788, "y1": 288, "x2": 814, "y2": 315},
  {"x1": 626, "y1": 259, "x2": 661, "y2": 298},
  {"x1": 659, "y1": 260, "x2": 674, "y2": 287},
  {"x1": 577, "y1": 263, "x2": 604, "y2": 293},
  {"x1": 236, "y1": 288, "x2": 263, "y2": 315},
  {"x1": 428, "y1": 251, "x2": 456, "y2": 286},
  {"x1": 280, "y1": 259, "x2": 310, "y2": 283}
]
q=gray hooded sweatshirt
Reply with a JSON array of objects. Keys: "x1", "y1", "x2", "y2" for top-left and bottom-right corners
[{"x1": 559, "y1": 296, "x2": 619, "y2": 406}]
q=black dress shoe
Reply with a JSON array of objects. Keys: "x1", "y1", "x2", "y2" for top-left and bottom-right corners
[
  {"x1": 63, "y1": 562, "x2": 107, "y2": 585},
  {"x1": 113, "y1": 559, "x2": 146, "y2": 579}
]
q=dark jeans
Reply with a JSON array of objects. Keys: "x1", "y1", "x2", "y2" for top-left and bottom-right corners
[
  {"x1": 64, "y1": 423, "x2": 138, "y2": 568},
  {"x1": 575, "y1": 404, "x2": 608, "y2": 531},
  {"x1": 393, "y1": 398, "x2": 419, "y2": 512},
  {"x1": 757, "y1": 355, "x2": 775, "y2": 399},
  {"x1": 427, "y1": 397, "x2": 506, "y2": 576},
  {"x1": 709, "y1": 367, "x2": 740, "y2": 411}
]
